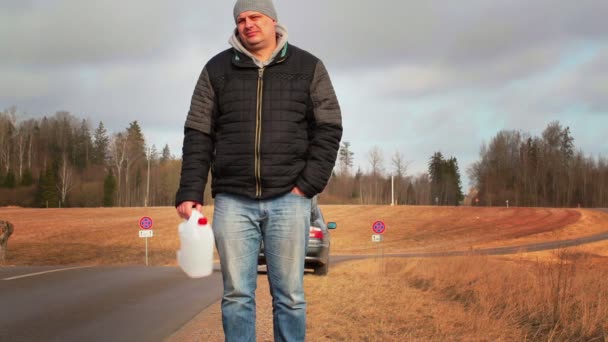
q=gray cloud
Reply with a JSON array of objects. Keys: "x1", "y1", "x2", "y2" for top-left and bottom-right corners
[
  {"x1": 551, "y1": 47, "x2": 608, "y2": 111},
  {"x1": 350, "y1": 42, "x2": 565, "y2": 100},
  {"x1": 2, "y1": 0, "x2": 607, "y2": 187},
  {"x1": 281, "y1": 0, "x2": 608, "y2": 67},
  {"x1": 1, "y1": 0, "x2": 232, "y2": 67}
]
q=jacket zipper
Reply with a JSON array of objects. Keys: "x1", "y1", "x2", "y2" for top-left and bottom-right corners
[{"x1": 255, "y1": 67, "x2": 265, "y2": 197}]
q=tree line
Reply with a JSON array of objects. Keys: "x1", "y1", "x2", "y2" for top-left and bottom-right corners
[
  {"x1": 0, "y1": 107, "x2": 186, "y2": 207},
  {"x1": 326, "y1": 142, "x2": 463, "y2": 206},
  {"x1": 2, "y1": 107, "x2": 605, "y2": 208},
  {"x1": 468, "y1": 121, "x2": 608, "y2": 207},
  {"x1": 0, "y1": 107, "x2": 462, "y2": 207}
]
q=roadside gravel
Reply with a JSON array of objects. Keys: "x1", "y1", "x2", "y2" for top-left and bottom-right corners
[{"x1": 166, "y1": 272, "x2": 275, "y2": 342}]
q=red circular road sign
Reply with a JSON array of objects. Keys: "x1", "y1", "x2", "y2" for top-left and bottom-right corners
[
  {"x1": 139, "y1": 216, "x2": 153, "y2": 229},
  {"x1": 372, "y1": 220, "x2": 386, "y2": 234}
]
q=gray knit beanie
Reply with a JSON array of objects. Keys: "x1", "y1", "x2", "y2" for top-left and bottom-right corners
[{"x1": 233, "y1": 0, "x2": 278, "y2": 23}]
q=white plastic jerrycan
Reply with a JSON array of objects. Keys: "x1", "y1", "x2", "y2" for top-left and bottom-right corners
[{"x1": 177, "y1": 209, "x2": 215, "y2": 278}]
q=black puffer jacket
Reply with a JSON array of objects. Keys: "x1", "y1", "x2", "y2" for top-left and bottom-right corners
[{"x1": 175, "y1": 44, "x2": 342, "y2": 206}]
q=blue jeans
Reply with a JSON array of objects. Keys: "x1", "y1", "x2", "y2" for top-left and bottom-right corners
[{"x1": 213, "y1": 192, "x2": 312, "y2": 342}]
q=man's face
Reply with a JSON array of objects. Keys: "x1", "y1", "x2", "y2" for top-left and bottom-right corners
[{"x1": 236, "y1": 11, "x2": 276, "y2": 52}]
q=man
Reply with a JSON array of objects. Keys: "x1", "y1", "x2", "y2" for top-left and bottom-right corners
[{"x1": 175, "y1": 0, "x2": 342, "y2": 340}]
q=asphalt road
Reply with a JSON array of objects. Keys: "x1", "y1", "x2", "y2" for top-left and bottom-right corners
[
  {"x1": 0, "y1": 266, "x2": 222, "y2": 342},
  {"x1": 351, "y1": 230, "x2": 608, "y2": 259}
]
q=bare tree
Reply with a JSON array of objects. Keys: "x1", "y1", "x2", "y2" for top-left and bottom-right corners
[
  {"x1": 391, "y1": 151, "x2": 409, "y2": 204},
  {"x1": 109, "y1": 133, "x2": 127, "y2": 206},
  {"x1": 391, "y1": 151, "x2": 408, "y2": 178},
  {"x1": 368, "y1": 146, "x2": 384, "y2": 177},
  {"x1": 366, "y1": 146, "x2": 385, "y2": 203},
  {"x1": 15, "y1": 120, "x2": 36, "y2": 181},
  {"x1": 16, "y1": 133, "x2": 25, "y2": 181},
  {"x1": 468, "y1": 121, "x2": 608, "y2": 207},
  {"x1": 0, "y1": 107, "x2": 17, "y2": 174},
  {"x1": 412, "y1": 173, "x2": 431, "y2": 205},
  {"x1": 56, "y1": 153, "x2": 74, "y2": 206}
]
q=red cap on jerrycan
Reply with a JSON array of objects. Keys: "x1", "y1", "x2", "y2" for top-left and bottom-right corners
[{"x1": 198, "y1": 217, "x2": 208, "y2": 225}]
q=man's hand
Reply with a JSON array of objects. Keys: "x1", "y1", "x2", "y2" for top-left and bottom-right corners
[
  {"x1": 176, "y1": 201, "x2": 203, "y2": 219},
  {"x1": 291, "y1": 186, "x2": 306, "y2": 197}
]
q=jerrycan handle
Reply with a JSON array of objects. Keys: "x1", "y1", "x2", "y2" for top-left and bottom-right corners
[
  {"x1": 188, "y1": 209, "x2": 203, "y2": 223},
  {"x1": 179, "y1": 209, "x2": 203, "y2": 233}
]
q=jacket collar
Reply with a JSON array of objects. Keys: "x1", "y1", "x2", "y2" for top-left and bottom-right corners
[{"x1": 232, "y1": 43, "x2": 289, "y2": 68}]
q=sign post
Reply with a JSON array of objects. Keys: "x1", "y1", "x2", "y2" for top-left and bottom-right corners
[
  {"x1": 372, "y1": 220, "x2": 386, "y2": 273},
  {"x1": 139, "y1": 216, "x2": 154, "y2": 266}
]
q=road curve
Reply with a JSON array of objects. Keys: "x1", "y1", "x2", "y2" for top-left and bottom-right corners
[
  {"x1": 0, "y1": 266, "x2": 222, "y2": 342},
  {"x1": 333, "y1": 230, "x2": 608, "y2": 260},
  {"x1": 331, "y1": 210, "x2": 608, "y2": 261}
]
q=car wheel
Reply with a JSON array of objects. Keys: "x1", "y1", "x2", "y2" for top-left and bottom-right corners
[{"x1": 313, "y1": 263, "x2": 328, "y2": 276}]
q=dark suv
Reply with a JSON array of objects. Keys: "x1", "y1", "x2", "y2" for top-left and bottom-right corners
[{"x1": 258, "y1": 198, "x2": 337, "y2": 276}]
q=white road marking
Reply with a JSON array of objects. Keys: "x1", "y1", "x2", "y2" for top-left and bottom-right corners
[{"x1": 2, "y1": 266, "x2": 94, "y2": 281}]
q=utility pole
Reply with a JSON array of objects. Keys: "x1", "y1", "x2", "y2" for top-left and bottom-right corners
[{"x1": 145, "y1": 147, "x2": 150, "y2": 207}]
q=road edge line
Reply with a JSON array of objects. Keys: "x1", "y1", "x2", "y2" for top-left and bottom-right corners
[{"x1": 2, "y1": 266, "x2": 95, "y2": 281}]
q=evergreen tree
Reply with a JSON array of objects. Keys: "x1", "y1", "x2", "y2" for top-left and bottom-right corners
[
  {"x1": 21, "y1": 169, "x2": 34, "y2": 186},
  {"x1": 126, "y1": 121, "x2": 145, "y2": 158},
  {"x1": 103, "y1": 169, "x2": 116, "y2": 207},
  {"x1": 447, "y1": 157, "x2": 464, "y2": 205},
  {"x1": 3, "y1": 170, "x2": 16, "y2": 188},
  {"x1": 428, "y1": 152, "x2": 444, "y2": 204},
  {"x1": 560, "y1": 126, "x2": 575, "y2": 166},
  {"x1": 73, "y1": 119, "x2": 93, "y2": 171},
  {"x1": 135, "y1": 167, "x2": 143, "y2": 200},
  {"x1": 428, "y1": 152, "x2": 463, "y2": 206},
  {"x1": 92, "y1": 121, "x2": 109, "y2": 165},
  {"x1": 338, "y1": 141, "x2": 354, "y2": 176},
  {"x1": 149, "y1": 144, "x2": 159, "y2": 161},
  {"x1": 160, "y1": 144, "x2": 171, "y2": 164},
  {"x1": 36, "y1": 167, "x2": 59, "y2": 207}
]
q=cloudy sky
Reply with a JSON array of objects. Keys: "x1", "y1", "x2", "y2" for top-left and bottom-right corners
[{"x1": 2, "y1": 0, "x2": 608, "y2": 190}]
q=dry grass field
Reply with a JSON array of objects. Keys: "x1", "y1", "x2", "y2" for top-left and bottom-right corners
[{"x1": 2, "y1": 205, "x2": 608, "y2": 341}]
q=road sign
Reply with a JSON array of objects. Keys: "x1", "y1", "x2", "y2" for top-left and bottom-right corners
[
  {"x1": 139, "y1": 230, "x2": 154, "y2": 238},
  {"x1": 372, "y1": 234, "x2": 383, "y2": 242},
  {"x1": 372, "y1": 220, "x2": 386, "y2": 234},
  {"x1": 139, "y1": 217, "x2": 154, "y2": 266},
  {"x1": 139, "y1": 216, "x2": 153, "y2": 230}
]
